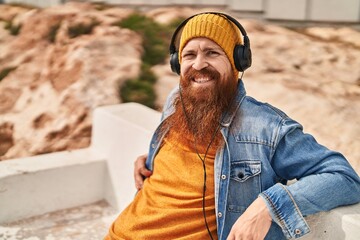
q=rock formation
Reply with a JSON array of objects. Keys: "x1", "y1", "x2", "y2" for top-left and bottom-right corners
[
  {"x1": 0, "y1": 3, "x2": 359, "y2": 173},
  {"x1": 0, "y1": 2, "x2": 142, "y2": 159}
]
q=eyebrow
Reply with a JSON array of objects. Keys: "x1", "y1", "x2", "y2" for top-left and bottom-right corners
[
  {"x1": 202, "y1": 46, "x2": 222, "y2": 52},
  {"x1": 182, "y1": 46, "x2": 223, "y2": 54}
]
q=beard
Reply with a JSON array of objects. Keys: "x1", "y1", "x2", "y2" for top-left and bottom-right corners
[{"x1": 160, "y1": 67, "x2": 238, "y2": 150}]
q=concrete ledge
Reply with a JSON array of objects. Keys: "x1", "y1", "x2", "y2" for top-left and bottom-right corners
[
  {"x1": 92, "y1": 103, "x2": 161, "y2": 211},
  {"x1": 0, "y1": 103, "x2": 160, "y2": 224},
  {"x1": 0, "y1": 148, "x2": 107, "y2": 224},
  {"x1": 303, "y1": 204, "x2": 360, "y2": 239}
]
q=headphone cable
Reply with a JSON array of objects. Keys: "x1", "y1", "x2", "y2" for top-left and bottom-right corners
[{"x1": 177, "y1": 74, "x2": 243, "y2": 239}]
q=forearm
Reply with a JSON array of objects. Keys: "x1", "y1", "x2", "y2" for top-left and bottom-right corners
[
  {"x1": 260, "y1": 171, "x2": 360, "y2": 239},
  {"x1": 265, "y1": 118, "x2": 360, "y2": 238},
  {"x1": 259, "y1": 184, "x2": 310, "y2": 239}
]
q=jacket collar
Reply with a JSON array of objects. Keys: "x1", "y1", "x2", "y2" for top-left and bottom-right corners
[{"x1": 220, "y1": 79, "x2": 246, "y2": 127}]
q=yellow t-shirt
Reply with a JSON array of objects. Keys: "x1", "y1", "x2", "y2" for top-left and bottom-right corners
[{"x1": 106, "y1": 129, "x2": 218, "y2": 240}]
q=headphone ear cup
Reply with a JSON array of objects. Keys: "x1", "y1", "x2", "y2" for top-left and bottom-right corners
[
  {"x1": 234, "y1": 44, "x2": 252, "y2": 72},
  {"x1": 170, "y1": 52, "x2": 181, "y2": 75}
]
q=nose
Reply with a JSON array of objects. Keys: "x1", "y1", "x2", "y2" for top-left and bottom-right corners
[{"x1": 192, "y1": 54, "x2": 208, "y2": 70}]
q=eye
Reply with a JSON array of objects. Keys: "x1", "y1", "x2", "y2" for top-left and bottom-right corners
[
  {"x1": 182, "y1": 53, "x2": 195, "y2": 59},
  {"x1": 207, "y1": 50, "x2": 220, "y2": 56}
]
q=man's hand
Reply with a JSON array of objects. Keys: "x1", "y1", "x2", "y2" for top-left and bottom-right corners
[
  {"x1": 227, "y1": 197, "x2": 272, "y2": 240},
  {"x1": 134, "y1": 153, "x2": 152, "y2": 190}
]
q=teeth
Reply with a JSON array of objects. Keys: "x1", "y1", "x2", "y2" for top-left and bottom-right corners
[{"x1": 194, "y1": 77, "x2": 210, "y2": 83}]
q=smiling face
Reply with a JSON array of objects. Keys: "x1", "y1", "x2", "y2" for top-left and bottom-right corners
[
  {"x1": 180, "y1": 37, "x2": 234, "y2": 92},
  {"x1": 161, "y1": 37, "x2": 238, "y2": 147},
  {"x1": 161, "y1": 13, "x2": 242, "y2": 147}
]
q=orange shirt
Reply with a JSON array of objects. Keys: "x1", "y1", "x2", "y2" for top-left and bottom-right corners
[{"x1": 105, "y1": 129, "x2": 218, "y2": 240}]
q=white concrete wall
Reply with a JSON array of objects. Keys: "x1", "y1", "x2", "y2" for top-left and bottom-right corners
[
  {"x1": 91, "y1": 103, "x2": 161, "y2": 211},
  {"x1": 265, "y1": 0, "x2": 307, "y2": 21},
  {"x1": 3, "y1": 0, "x2": 63, "y2": 7},
  {"x1": 2, "y1": 0, "x2": 360, "y2": 23},
  {"x1": 309, "y1": 0, "x2": 360, "y2": 22},
  {"x1": 0, "y1": 148, "x2": 107, "y2": 223},
  {"x1": 229, "y1": 0, "x2": 263, "y2": 12},
  {"x1": 0, "y1": 103, "x2": 160, "y2": 224},
  {"x1": 265, "y1": 0, "x2": 360, "y2": 22}
]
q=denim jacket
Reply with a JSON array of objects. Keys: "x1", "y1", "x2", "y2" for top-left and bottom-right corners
[{"x1": 145, "y1": 80, "x2": 360, "y2": 240}]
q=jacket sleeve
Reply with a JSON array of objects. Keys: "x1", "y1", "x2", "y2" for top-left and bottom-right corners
[{"x1": 259, "y1": 117, "x2": 360, "y2": 239}]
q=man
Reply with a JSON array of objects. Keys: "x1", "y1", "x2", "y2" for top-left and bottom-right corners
[{"x1": 105, "y1": 12, "x2": 360, "y2": 240}]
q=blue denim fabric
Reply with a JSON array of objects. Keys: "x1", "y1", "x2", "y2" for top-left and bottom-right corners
[{"x1": 145, "y1": 80, "x2": 360, "y2": 240}]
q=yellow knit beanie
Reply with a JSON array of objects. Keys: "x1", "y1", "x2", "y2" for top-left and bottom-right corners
[{"x1": 179, "y1": 13, "x2": 243, "y2": 77}]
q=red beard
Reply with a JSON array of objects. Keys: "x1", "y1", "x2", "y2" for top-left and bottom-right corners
[{"x1": 161, "y1": 67, "x2": 238, "y2": 149}]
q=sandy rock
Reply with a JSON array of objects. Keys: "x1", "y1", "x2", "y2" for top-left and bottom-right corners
[
  {"x1": 0, "y1": 3, "x2": 142, "y2": 160},
  {"x1": 303, "y1": 27, "x2": 360, "y2": 48},
  {"x1": 0, "y1": 122, "x2": 14, "y2": 156},
  {"x1": 152, "y1": 59, "x2": 178, "y2": 108},
  {"x1": 0, "y1": 87, "x2": 22, "y2": 114},
  {"x1": 0, "y1": 21, "x2": 12, "y2": 46},
  {"x1": 0, "y1": 4, "x2": 31, "y2": 22},
  {"x1": 146, "y1": 7, "x2": 198, "y2": 24}
]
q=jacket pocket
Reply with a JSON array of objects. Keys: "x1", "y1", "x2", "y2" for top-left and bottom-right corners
[
  {"x1": 227, "y1": 160, "x2": 262, "y2": 213},
  {"x1": 230, "y1": 161, "x2": 261, "y2": 182}
]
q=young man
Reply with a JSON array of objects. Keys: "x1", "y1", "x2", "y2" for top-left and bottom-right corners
[{"x1": 105, "y1": 12, "x2": 360, "y2": 240}]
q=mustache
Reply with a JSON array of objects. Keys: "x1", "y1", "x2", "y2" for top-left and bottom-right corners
[{"x1": 183, "y1": 67, "x2": 220, "y2": 82}]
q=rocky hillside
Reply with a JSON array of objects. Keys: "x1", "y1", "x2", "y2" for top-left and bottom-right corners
[{"x1": 0, "y1": 2, "x2": 359, "y2": 173}]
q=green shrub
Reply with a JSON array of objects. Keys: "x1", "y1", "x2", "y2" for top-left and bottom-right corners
[
  {"x1": 139, "y1": 63, "x2": 157, "y2": 84},
  {"x1": 4, "y1": 20, "x2": 21, "y2": 36},
  {"x1": 68, "y1": 18, "x2": 100, "y2": 39},
  {"x1": 167, "y1": 17, "x2": 186, "y2": 31},
  {"x1": 114, "y1": 13, "x2": 170, "y2": 65},
  {"x1": 94, "y1": 2, "x2": 112, "y2": 11},
  {"x1": 120, "y1": 80, "x2": 156, "y2": 108},
  {"x1": 0, "y1": 67, "x2": 17, "y2": 82},
  {"x1": 48, "y1": 23, "x2": 61, "y2": 43},
  {"x1": 117, "y1": 14, "x2": 185, "y2": 109}
]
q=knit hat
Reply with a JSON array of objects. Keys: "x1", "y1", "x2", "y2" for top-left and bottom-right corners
[{"x1": 178, "y1": 13, "x2": 243, "y2": 77}]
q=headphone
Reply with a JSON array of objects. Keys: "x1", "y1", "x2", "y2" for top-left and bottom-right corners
[{"x1": 169, "y1": 12, "x2": 252, "y2": 75}]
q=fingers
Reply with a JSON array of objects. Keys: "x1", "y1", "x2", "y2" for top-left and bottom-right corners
[
  {"x1": 226, "y1": 198, "x2": 271, "y2": 240},
  {"x1": 134, "y1": 154, "x2": 152, "y2": 190},
  {"x1": 226, "y1": 233, "x2": 234, "y2": 240}
]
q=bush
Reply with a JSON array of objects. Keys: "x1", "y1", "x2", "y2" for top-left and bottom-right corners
[
  {"x1": 68, "y1": 18, "x2": 100, "y2": 39},
  {"x1": 0, "y1": 67, "x2": 17, "y2": 82},
  {"x1": 120, "y1": 80, "x2": 156, "y2": 108},
  {"x1": 94, "y1": 2, "x2": 113, "y2": 11},
  {"x1": 114, "y1": 13, "x2": 169, "y2": 66},
  {"x1": 167, "y1": 17, "x2": 186, "y2": 32},
  {"x1": 116, "y1": 14, "x2": 185, "y2": 109},
  {"x1": 139, "y1": 63, "x2": 157, "y2": 84},
  {"x1": 4, "y1": 20, "x2": 21, "y2": 36},
  {"x1": 48, "y1": 23, "x2": 61, "y2": 43}
]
